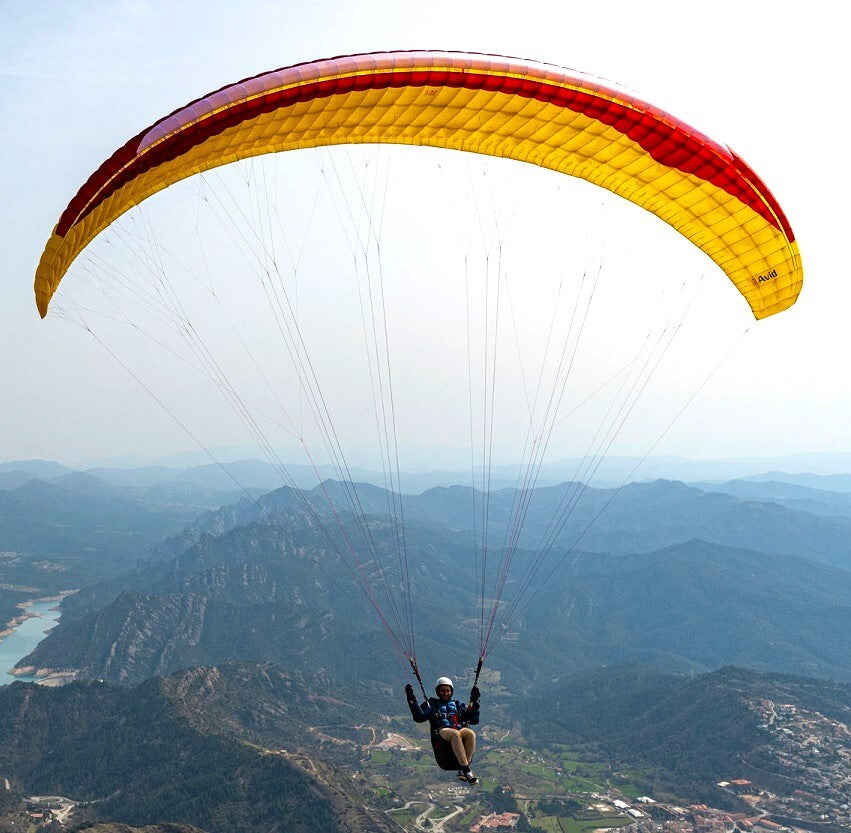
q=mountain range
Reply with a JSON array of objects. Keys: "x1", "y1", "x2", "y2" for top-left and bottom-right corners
[{"x1": 18, "y1": 496, "x2": 851, "y2": 685}]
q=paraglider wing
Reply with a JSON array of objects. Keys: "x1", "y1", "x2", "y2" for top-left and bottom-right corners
[{"x1": 35, "y1": 51, "x2": 802, "y2": 319}]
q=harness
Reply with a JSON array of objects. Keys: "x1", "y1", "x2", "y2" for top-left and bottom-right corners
[{"x1": 426, "y1": 698, "x2": 466, "y2": 770}]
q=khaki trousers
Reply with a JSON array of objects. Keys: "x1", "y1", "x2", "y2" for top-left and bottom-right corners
[{"x1": 438, "y1": 727, "x2": 476, "y2": 767}]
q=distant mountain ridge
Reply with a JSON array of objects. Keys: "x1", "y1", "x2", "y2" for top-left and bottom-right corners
[
  {"x1": 691, "y1": 478, "x2": 851, "y2": 517},
  {"x1": 147, "y1": 476, "x2": 851, "y2": 572},
  {"x1": 6, "y1": 465, "x2": 851, "y2": 688},
  {"x1": 0, "y1": 460, "x2": 74, "y2": 478},
  {"x1": 7, "y1": 457, "x2": 851, "y2": 559},
  {"x1": 741, "y1": 470, "x2": 851, "y2": 493},
  {"x1": 7, "y1": 453, "x2": 851, "y2": 493}
]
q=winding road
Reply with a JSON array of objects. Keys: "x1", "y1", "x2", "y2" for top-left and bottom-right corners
[{"x1": 388, "y1": 800, "x2": 466, "y2": 833}]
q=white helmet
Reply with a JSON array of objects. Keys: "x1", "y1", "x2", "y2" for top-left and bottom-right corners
[{"x1": 435, "y1": 676, "x2": 454, "y2": 693}]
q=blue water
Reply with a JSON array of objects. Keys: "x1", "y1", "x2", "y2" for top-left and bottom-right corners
[{"x1": 0, "y1": 599, "x2": 62, "y2": 685}]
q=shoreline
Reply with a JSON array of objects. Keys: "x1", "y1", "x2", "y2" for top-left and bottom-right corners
[
  {"x1": 1, "y1": 590, "x2": 77, "y2": 685},
  {"x1": 0, "y1": 586, "x2": 41, "y2": 639},
  {"x1": 8, "y1": 665, "x2": 79, "y2": 686},
  {"x1": 0, "y1": 589, "x2": 77, "y2": 640}
]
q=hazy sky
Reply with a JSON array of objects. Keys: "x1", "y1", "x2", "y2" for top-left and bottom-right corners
[{"x1": 2, "y1": 1, "x2": 848, "y2": 473}]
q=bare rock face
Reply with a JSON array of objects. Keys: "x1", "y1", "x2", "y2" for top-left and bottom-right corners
[{"x1": 20, "y1": 590, "x2": 210, "y2": 684}]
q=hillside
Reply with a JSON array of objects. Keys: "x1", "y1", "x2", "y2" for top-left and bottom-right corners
[
  {"x1": 68, "y1": 826, "x2": 202, "y2": 833},
  {"x1": 525, "y1": 665, "x2": 851, "y2": 818},
  {"x1": 0, "y1": 665, "x2": 396, "y2": 833},
  {"x1": 523, "y1": 539, "x2": 851, "y2": 680},
  {"x1": 0, "y1": 586, "x2": 33, "y2": 636},
  {"x1": 18, "y1": 518, "x2": 476, "y2": 686},
  {"x1": 0, "y1": 460, "x2": 73, "y2": 479}
]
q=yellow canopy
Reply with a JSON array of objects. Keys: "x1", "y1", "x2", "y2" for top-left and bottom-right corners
[{"x1": 35, "y1": 51, "x2": 802, "y2": 319}]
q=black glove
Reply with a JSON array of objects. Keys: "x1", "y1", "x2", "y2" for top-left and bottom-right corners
[
  {"x1": 470, "y1": 685, "x2": 480, "y2": 703},
  {"x1": 405, "y1": 683, "x2": 416, "y2": 702}
]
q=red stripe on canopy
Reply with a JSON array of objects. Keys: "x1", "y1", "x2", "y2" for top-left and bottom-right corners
[{"x1": 55, "y1": 56, "x2": 792, "y2": 242}]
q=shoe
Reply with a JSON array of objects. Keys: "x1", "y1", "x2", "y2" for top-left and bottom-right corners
[
  {"x1": 456, "y1": 770, "x2": 468, "y2": 782},
  {"x1": 464, "y1": 770, "x2": 478, "y2": 784}
]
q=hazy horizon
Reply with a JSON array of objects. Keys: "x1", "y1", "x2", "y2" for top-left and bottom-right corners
[{"x1": 6, "y1": 448, "x2": 851, "y2": 495}]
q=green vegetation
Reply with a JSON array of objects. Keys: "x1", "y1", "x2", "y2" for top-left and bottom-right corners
[
  {"x1": 536, "y1": 798, "x2": 583, "y2": 816},
  {"x1": 66, "y1": 825, "x2": 203, "y2": 833},
  {"x1": 385, "y1": 808, "x2": 415, "y2": 827},
  {"x1": 558, "y1": 816, "x2": 631, "y2": 833},
  {"x1": 0, "y1": 587, "x2": 30, "y2": 632},
  {"x1": 529, "y1": 816, "x2": 560, "y2": 833},
  {"x1": 519, "y1": 797, "x2": 633, "y2": 833},
  {"x1": 611, "y1": 779, "x2": 646, "y2": 799},
  {"x1": 458, "y1": 805, "x2": 481, "y2": 826},
  {"x1": 520, "y1": 763, "x2": 559, "y2": 781},
  {"x1": 484, "y1": 786, "x2": 520, "y2": 814}
]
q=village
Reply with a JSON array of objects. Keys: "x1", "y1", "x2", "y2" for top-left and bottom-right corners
[
  {"x1": 12, "y1": 782, "x2": 843, "y2": 833},
  {"x1": 734, "y1": 699, "x2": 851, "y2": 829},
  {"x1": 385, "y1": 780, "x2": 842, "y2": 833},
  {"x1": 374, "y1": 703, "x2": 850, "y2": 833}
]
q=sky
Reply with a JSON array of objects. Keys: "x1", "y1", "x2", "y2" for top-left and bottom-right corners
[{"x1": 1, "y1": 1, "x2": 848, "y2": 475}]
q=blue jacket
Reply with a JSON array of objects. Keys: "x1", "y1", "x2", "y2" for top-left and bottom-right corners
[{"x1": 408, "y1": 696, "x2": 480, "y2": 730}]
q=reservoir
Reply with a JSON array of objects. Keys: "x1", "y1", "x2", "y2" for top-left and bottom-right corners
[{"x1": 0, "y1": 599, "x2": 62, "y2": 685}]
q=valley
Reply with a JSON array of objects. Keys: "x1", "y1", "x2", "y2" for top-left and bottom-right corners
[{"x1": 0, "y1": 461, "x2": 849, "y2": 832}]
